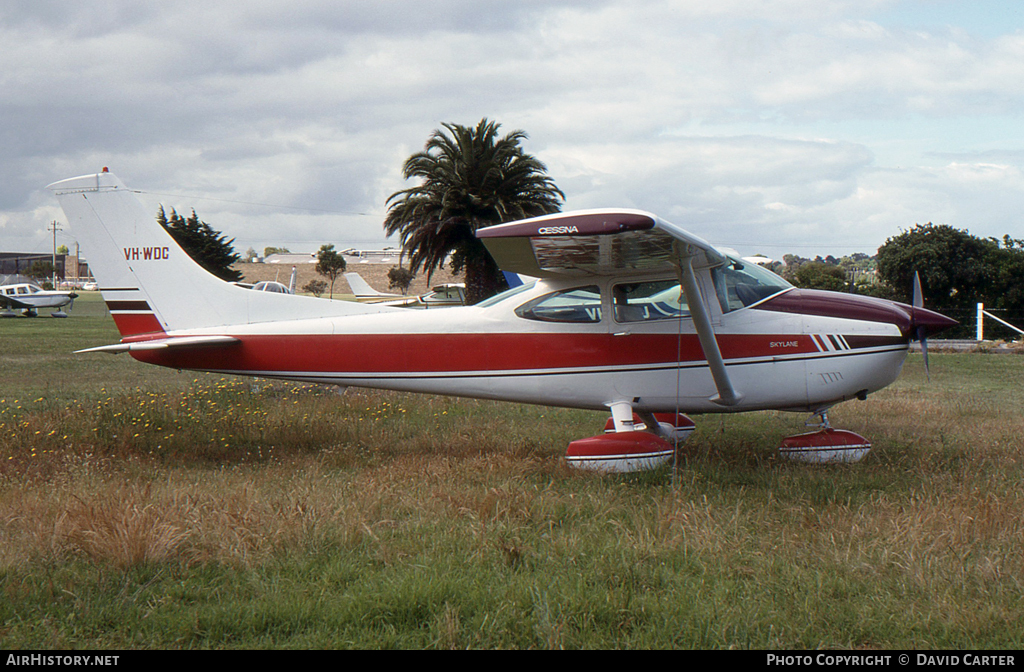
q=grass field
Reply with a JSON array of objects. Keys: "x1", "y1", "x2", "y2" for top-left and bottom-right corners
[{"x1": 1, "y1": 294, "x2": 1023, "y2": 649}]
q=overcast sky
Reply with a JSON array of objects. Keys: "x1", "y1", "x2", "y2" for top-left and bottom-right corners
[{"x1": 3, "y1": 0, "x2": 1023, "y2": 261}]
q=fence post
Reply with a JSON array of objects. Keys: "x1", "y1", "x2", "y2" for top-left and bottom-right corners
[{"x1": 977, "y1": 302, "x2": 984, "y2": 341}]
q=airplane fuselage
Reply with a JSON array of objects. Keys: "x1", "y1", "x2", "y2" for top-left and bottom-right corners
[
  {"x1": 125, "y1": 273, "x2": 913, "y2": 415},
  {"x1": 0, "y1": 283, "x2": 76, "y2": 313}
]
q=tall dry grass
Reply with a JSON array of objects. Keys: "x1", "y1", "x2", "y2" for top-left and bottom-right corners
[{"x1": 3, "y1": 354, "x2": 1024, "y2": 647}]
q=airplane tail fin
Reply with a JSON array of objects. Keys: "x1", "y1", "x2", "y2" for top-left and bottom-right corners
[
  {"x1": 344, "y1": 272, "x2": 399, "y2": 298},
  {"x1": 48, "y1": 170, "x2": 389, "y2": 337}
]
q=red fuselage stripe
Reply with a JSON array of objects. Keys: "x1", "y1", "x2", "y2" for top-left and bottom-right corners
[{"x1": 131, "y1": 332, "x2": 903, "y2": 374}]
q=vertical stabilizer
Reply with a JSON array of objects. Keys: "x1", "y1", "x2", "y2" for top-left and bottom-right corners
[
  {"x1": 48, "y1": 170, "x2": 390, "y2": 336},
  {"x1": 344, "y1": 272, "x2": 400, "y2": 298}
]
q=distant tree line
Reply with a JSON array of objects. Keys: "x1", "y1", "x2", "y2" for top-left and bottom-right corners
[
  {"x1": 771, "y1": 252, "x2": 881, "y2": 296},
  {"x1": 877, "y1": 225, "x2": 1024, "y2": 337},
  {"x1": 776, "y1": 224, "x2": 1024, "y2": 338}
]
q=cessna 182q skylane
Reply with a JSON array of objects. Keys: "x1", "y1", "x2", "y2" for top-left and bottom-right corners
[{"x1": 49, "y1": 170, "x2": 956, "y2": 471}]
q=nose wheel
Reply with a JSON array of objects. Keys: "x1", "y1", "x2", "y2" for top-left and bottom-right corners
[{"x1": 779, "y1": 408, "x2": 871, "y2": 464}]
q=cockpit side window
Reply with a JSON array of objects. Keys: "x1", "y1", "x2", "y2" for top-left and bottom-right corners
[
  {"x1": 515, "y1": 285, "x2": 603, "y2": 323},
  {"x1": 612, "y1": 280, "x2": 689, "y2": 322},
  {"x1": 712, "y1": 258, "x2": 792, "y2": 313}
]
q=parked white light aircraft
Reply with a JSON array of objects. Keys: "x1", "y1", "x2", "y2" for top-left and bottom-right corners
[
  {"x1": 345, "y1": 272, "x2": 466, "y2": 309},
  {"x1": 343, "y1": 272, "x2": 404, "y2": 301},
  {"x1": 412, "y1": 283, "x2": 466, "y2": 309},
  {"x1": 0, "y1": 281, "x2": 77, "y2": 316},
  {"x1": 235, "y1": 268, "x2": 296, "y2": 295},
  {"x1": 49, "y1": 170, "x2": 956, "y2": 471},
  {"x1": 250, "y1": 280, "x2": 293, "y2": 294}
]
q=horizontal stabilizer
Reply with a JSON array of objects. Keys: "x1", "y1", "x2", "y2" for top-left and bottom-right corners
[{"x1": 76, "y1": 335, "x2": 240, "y2": 355}]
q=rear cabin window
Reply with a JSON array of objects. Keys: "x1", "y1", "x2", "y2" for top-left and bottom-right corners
[
  {"x1": 612, "y1": 280, "x2": 690, "y2": 322},
  {"x1": 515, "y1": 286, "x2": 603, "y2": 323}
]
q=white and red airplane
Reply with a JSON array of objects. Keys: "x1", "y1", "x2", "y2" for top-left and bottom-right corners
[
  {"x1": 0, "y1": 281, "x2": 77, "y2": 317},
  {"x1": 49, "y1": 170, "x2": 956, "y2": 471},
  {"x1": 346, "y1": 271, "x2": 467, "y2": 309}
]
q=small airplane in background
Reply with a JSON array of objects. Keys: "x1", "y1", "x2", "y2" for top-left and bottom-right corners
[
  {"x1": 49, "y1": 170, "x2": 956, "y2": 472},
  {"x1": 343, "y1": 272, "x2": 404, "y2": 302},
  {"x1": 236, "y1": 267, "x2": 297, "y2": 295},
  {"x1": 410, "y1": 283, "x2": 466, "y2": 309},
  {"x1": 344, "y1": 272, "x2": 466, "y2": 309},
  {"x1": 0, "y1": 281, "x2": 77, "y2": 317}
]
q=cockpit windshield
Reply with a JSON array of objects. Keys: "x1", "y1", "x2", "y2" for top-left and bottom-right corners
[{"x1": 711, "y1": 257, "x2": 791, "y2": 313}]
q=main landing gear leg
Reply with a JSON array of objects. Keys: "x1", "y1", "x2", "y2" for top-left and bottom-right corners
[
  {"x1": 806, "y1": 408, "x2": 832, "y2": 430},
  {"x1": 608, "y1": 401, "x2": 637, "y2": 433}
]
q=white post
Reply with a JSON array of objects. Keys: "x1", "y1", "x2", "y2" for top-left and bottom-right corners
[{"x1": 977, "y1": 302, "x2": 984, "y2": 341}]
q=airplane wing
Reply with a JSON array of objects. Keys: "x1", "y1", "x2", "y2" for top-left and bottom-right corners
[
  {"x1": 0, "y1": 295, "x2": 32, "y2": 310},
  {"x1": 476, "y1": 209, "x2": 727, "y2": 279},
  {"x1": 477, "y1": 210, "x2": 741, "y2": 406}
]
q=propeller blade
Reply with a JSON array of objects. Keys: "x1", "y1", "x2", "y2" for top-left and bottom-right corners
[{"x1": 913, "y1": 271, "x2": 929, "y2": 380}]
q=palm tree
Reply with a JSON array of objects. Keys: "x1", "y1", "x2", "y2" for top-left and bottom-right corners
[{"x1": 384, "y1": 119, "x2": 564, "y2": 304}]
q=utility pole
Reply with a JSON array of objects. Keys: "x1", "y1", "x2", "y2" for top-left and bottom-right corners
[{"x1": 49, "y1": 220, "x2": 62, "y2": 288}]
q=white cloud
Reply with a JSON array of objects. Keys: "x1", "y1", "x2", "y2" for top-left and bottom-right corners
[{"x1": 1, "y1": 0, "x2": 1022, "y2": 259}]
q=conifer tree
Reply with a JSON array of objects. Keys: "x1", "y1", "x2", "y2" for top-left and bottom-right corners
[{"x1": 157, "y1": 206, "x2": 242, "y2": 282}]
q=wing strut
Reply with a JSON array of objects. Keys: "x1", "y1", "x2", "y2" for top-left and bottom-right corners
[{"x1": 677, "y1": 249, "x2": 742, "y2": 407}]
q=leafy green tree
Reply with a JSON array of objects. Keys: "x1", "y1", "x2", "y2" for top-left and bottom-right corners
[
  {"x1": 791, "y1": 261, "x2": 849, "y2": 292},
  {"x1": 25, "y1": 260, "x2": 54, "y2": 281},
  {"x1": 987, "y1": 237, "x2": 1024, "y2": 331},
  {"x1": 302, "y1": 279, "x2": 327, "y2": 297},
  {"x1": 876, "y1": 223, "x2": 997, "y2": 326},
  {"x1": 384, "y1": 118, "x2": 564, "y2": 304},
  {"x1": 263, "y1": 246, "x2": 291, "y2": 257},
  {"x1": 315, "y1": 244, "x2": 347, "y2": 299},
  {"x1": 157, "y1": 206, "x2": 242, "y2": 282},
  {"x1": 387, "y1": 265, "x2": 416, "y2": 295},
  {"x1": 875, "y1": 224, "x2": 1024, "y2": 337}
]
